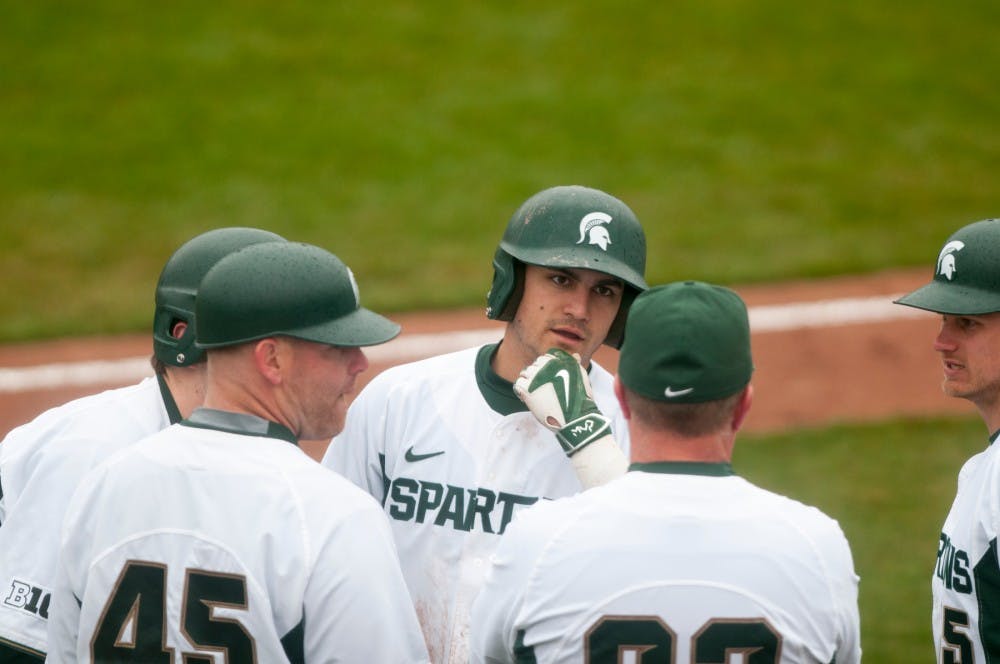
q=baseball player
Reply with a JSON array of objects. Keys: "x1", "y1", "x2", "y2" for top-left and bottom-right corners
[
  {"x1": 46, "y1": 241, "x2": 429, "y2": 663},
  {"x1": 895, "y1": 218, "x2": 1000, "y2": 662},
  {"x1": 471, "y1": 281, "x2": 862, "y2": 663},
  {"x1": 321, "y1": 185, "x2": 648, "y2": 662},
  {"x1": 0, "y1": 227, "x2": 285, "y2": 663}
]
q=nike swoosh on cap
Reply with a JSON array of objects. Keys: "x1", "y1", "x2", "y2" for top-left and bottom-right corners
[
  {"x1": 663, "y1": 386, "x2": 694, "y2": 398},
  {"x1": 404, "y1": 446, "x2": 446, "y2": 463}
]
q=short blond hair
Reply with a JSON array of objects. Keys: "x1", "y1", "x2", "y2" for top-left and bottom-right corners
[{"x1": 623, "y1": 385, "x2": 742, "y2": 438}]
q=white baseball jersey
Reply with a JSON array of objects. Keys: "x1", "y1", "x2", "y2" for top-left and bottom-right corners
[
  {"x1": 470, "y1": 463, "x2": 861, "y2": 664},
  {"x1": 321, "y1": 343, "x2": 629, "y2": 664},
  {"x1": 931, "y1": 434, "x2": 1000, "y2": 662},
  {"x1": 47, "y1": 408, "x2": 429, "y2": 664},
  {"x1": 0, "y1": 375, "x2": 179, "y2": 660}
]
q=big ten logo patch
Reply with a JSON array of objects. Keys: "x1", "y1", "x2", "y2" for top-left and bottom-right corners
[{"x1": 4, "y1": 579, "x2": 51, "y2": 620}]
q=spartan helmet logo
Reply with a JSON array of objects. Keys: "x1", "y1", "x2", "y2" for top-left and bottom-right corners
[
  {"x1": 347, "y1": 266, "x2": 361, "y2": 305},
  {"x1": 577, "y1": 212, "x2": 613, "y2": 251},
  {"x1": 937, "y1": 240, "x2": 965, "y2": 281}
]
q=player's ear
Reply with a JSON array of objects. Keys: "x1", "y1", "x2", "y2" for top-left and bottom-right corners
[
  {"x1": 252, "y1": 338, "x2": 284, "y2": 385},
  {"x1": 170, "y1": 320, "x2": 188, "y2": 340},
  {"x1": 731, "y1": 384, "x2": 753, "y2": 433},
  {"x1": 614, "y1": 375, "x2": 631, "y2": 420}
]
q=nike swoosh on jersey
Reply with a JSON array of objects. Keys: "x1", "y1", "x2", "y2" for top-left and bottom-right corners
[
  {"x1": 664, "y1": 386, "x2": 695, "y2": 398},
  {"x1": 404, "y1": 446, "x2": 446, "y2": 462},
  {"x1": 553, "y1": 369, "x2": 572, "y2": 406}
]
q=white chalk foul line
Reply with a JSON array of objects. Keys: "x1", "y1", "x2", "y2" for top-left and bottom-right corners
[
  {"x1": 0, "y1": 293, "x2": 931, "y2": 394},
  {"x1": 747, "y1": 292, "x2": 927, "y2": 332},
  {"x1": 0, "y1": 358, "x2": 155, "y2": 393}
]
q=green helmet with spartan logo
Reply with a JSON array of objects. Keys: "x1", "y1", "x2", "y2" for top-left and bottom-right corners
[
  {"x1": 895, "y1": 218, "x2": 1000, "y2": 315},
  {"x1": 195, "y1": 241, "x2": 400, "y2": 349},
  {"x1": 153, "y1": 227, "x2": 287, "y2": 367},
  {"x1": 486, "y1": 185, "x2": 648, "y2": 348}
]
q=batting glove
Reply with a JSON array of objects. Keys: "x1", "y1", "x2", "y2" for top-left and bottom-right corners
[{"x1": 514, "y1": 348, "x2": 612, "y2": 456}]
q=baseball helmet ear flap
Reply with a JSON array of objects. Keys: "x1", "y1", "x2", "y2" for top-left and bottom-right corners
[
  {"x1": 153, "y1": 227, "x2": 286, "y2": 367},
  {"x1": 486, "y1": 249, "x2": 524, "y2": 321},
  {"x1": 604, "y1": 286, "x2": 638, "y2": 349},
  {"x1": 152, "y1": 304, "x2": 199, "y2": 367}
]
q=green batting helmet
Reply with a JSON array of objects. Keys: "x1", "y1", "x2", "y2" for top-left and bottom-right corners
[
  {"x1": 486, "y1": 185, "x2": 648, "y2": 348},
  {"x1": 153, "y1": 227, "x2": 286, "y2": 367},
  {"x1": 895, "y1": 218, "x2": 1000, "y2": 315},
  {"x1": 195, "y1": 242, "x2": 400, "y2": 349}
]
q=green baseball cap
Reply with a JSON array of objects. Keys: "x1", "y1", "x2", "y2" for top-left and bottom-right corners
[
  {"x1": 619, "y1": 281, "x2": 753, "y2": 403},
  {"x1": 895, "y1": 218, "x2": 1000, "y2": 315},
  {"x1": 195, "y1": 242, "x2": 400, "y2": 349}
]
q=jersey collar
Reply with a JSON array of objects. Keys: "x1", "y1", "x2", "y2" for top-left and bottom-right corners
[
  {"x1": 180, "y1": 408, "x2": 299, "y2": 447},
  {"x1": 629, "y1": 461, "x2": 735, "y2": 476},
  {"x1": 156, "y1": 373, "x2": 184, "y2": 425},
  {"x1": 475, "y1": 343, "x2": 529, "y2": 416},
  {"x1": 475, "y1": 342, "x2": 601, "y2": 417}
]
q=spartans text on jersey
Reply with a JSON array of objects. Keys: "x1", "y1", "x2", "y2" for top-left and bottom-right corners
[
  {"x1": 380, "y1": 455, "x2": 540, "y2": 534},
  {"x1": 937, "y1": 533, "x2": 973, "y2": 594}
]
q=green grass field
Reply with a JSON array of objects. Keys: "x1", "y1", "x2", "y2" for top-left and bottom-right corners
[
  {"x1": 1, "y1": 2, "x2": 997, "y2": 658},
  {"x1": 0, "y1": 1, "x2": 996, "y2": 341},
  {"x1": 739, "y1": 415, "x2": 986, "y2": 660}
]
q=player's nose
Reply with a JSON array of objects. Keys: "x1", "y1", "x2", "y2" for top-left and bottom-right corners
[
  {"x1": 562, "y1": 286, "x2": 591, "y2": 321},
  {"x1": 348, "y1": 347, "x2": 370, "y2": 375},
  {"x1": 933, "y1": 320, "x2": 959, "y2": 352}
]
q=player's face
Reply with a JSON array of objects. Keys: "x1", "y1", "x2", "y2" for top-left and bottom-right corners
[
  {"x1": 285, "y1": 339, "x2": 369, "y2": 440},
  {"x1": 934, "y1": 313, "x2": 1000, "y2": 411},
  {"x1": 503, "y1": 265, "x2": 623, "y2": 375}
]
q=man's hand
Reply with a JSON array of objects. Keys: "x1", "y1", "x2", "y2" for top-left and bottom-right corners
[
  {"x1": 514, "y1": 348, "x2": 628, "y2": 488},
  {"x1": 514, "y1": 348, "x2": 611, "y2": 456}
]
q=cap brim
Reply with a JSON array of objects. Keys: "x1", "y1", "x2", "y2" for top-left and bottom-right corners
[
  {"x1": 293, "y1": 307, "x2": 401, "y2": 347},
  {"x1": 894, "y1": 280, "x2": 1000, "y2": 315}
]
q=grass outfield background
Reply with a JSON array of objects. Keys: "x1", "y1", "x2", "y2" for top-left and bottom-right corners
[
  {"x1": 0, "y1": 1, "x2": 996, "y2": 341},
  {"x1": 739, "y1": 416, "x2": 985, "y2": 660},
  {"x1": 1, "y1": 2, "x2": 997, "y2": 658}
]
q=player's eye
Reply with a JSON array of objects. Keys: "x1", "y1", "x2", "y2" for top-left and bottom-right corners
[{"x1": 594, "y1": 284, "x2": 622, "y2": 298}]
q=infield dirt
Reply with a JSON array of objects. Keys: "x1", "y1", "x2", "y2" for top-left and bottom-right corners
[{"x1": 0, "y1": 267, "x2": 975, "y2": 461}]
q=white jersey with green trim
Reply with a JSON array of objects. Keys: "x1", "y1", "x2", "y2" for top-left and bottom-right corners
[
  {"x1": 47, "y1": 409, "x2": 428, "y2": 664},
  {"x1": 0, "y1": 376, "x2": 176, "y2": 660},
  {"x1": 932, "y1": 437, "x2": 1000, "y2": 662},
  {"x1": 470, "y1": 465, "x2": 861, "y2": 664},
  {"x1": 321, "y1": 344, "x2": 628, "y2": 664}
]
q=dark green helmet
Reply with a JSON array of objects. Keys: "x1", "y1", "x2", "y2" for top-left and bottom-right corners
[
  {"x1": 486, "y1": 185, "x2": 648, "y2": 348},
  {"x1": 195, "y1": 242, "x2": 400, "y2": 349},
  {"x1": 153, "y1": 227, "x2": 286, "y2": 367},
  {"x1": 895, "y1": 218, "x2": 1000, "y2": 314}
]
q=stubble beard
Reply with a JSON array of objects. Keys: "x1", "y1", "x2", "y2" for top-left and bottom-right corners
[
  {"x1": 942, "y1": 377, "x2": 973, "y2": 401},
  {"x1": 289, "y1": 377, "x2": 349, "y2": 441},
  {"x1": 944, "y1": 375, "x2": 1000, "y2": 417},
  {"x1": 307, "y1": 397, "x2": 347, "y2": 441}
]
